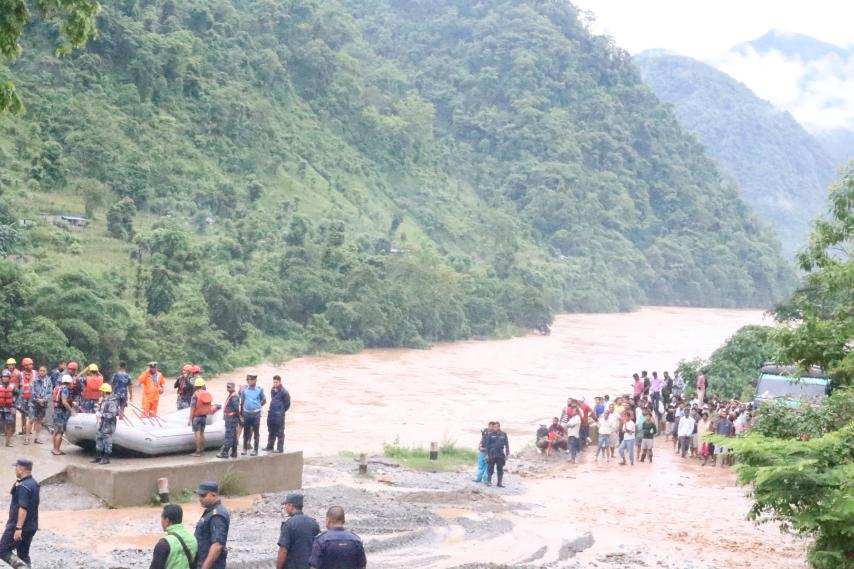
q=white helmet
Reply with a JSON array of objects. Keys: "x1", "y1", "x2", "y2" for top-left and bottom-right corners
[{"x1": 61, "y1": 374, "x2": 73, "y2": 384}]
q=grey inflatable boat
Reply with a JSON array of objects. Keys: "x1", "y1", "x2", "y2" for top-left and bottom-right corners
[{"x1": 65, "y1": 406, "x2": 226, "y2": 455}]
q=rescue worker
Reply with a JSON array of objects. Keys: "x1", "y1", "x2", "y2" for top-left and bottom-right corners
[
  {"x1": 276, "y1": 493, "x2": 320, "y2": 569},
  {"x1": 0, "y1": 459, "x2": 39, "y2": 569},
  {"x1": 149, "y1": 504, "x2": 198, "y2": 569},
  {"x1": 93, "y1": 383, "x2": 119, "y2": 464},
  {"x1": 27, "y1": 367, "x2": 50, "y2": 445},
  {"x1": 239, "y1": 374, "x2": 266, "y2": 456},
  {"x1": 80, "y1": 364, "x2": 104, "y2": 413},
  {"x1": 45, "y1": 360, "x2": 66, "y2": 430},
  {"x1": 4, "y1": 359, "x2": 20, "y2": 383},
  {"x1": 51, "y1": 375, "x2": 74, "y2": 456},
  {"x1": 194, "y1": 481, "x2": 230, "y2": 569},
  {"x1": 110, "y1": 361, "x2": 132, "y2": 418},
  {"x1": 175, "y1": 365, "x2": 194, "y2": 410},
  {"x1": 188, "y1": 378, "x2": 215, "y2": 457},
  {"x1": 65, "y1": 361, "x2": 80, "y2": 408},
  {"x1": 265, "y1": 375, "x2": 290, "y2": 453},
  {"x1": 138, "y1": 362, "x2": 166, "y2": 418},
  {"x1": 216, "y1": 382, "x2": 240, "y2": 459},
  {"x1": 484, "y1": 421, "x2": 510, "y2": 487},
  {"x1": 308, "y1": 506, "x2": 366, "y2": 569},
  {"x1": 15, "y1": 359, "x2": 34, "y2": 442},
  {"x1": 0, "y1": 371, "x2": 17, "y2": 447}
]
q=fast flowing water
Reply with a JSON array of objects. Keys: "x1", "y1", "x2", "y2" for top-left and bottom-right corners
[{"x1": 207, "y1": 306, "x2": 768, "y2": 454}]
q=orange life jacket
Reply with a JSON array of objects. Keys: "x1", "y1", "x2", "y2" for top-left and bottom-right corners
[
  {"x1": 20, "y1": 375, "x2": 32, "y2": 400},
  {"x1": 0, "y1": 384, "x2": 14, "y2": 408},
  {"x1": 83, "y1": 374, "x2": 104, "y2": 400},
  {"x1": 194, "y1": 390, "x2": 213, "y2": 416}
]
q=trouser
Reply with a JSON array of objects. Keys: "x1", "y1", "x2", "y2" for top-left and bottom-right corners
[
  {"x1": 487, "y1": 455, "x2": 505, "y2": 484},
  {"x1": 141, "y1": 396, "x2": 159, "y2": 417},
  {"x1": 579, "y1": 425, "x2": 589, "y2": 448},
  {"x1": 568, "y1": 436, "x2": 579, "y2": 460},
  {"x1": 0, "y1": 523, "x2": 35, "y2": 565},
  {"x1": 618, "y1": 439, "x2": 635, "y2": 464},
  {"x1": 651, "y1": 392, "x2": 661, "y2": 413},
  {"x1": 221, "y1": 418, "x2": 239, "y2": 456},
  {"x1": 96, "y1": 431, "x2": 113, "y2": 456},
  {"x1": 243, "y1": 413, "x2": 260, "y2": 451},
  {"x1": 596, "y1": 434, "x2": 610, "y2": 459},
  {"x1": 266, "y1": 415, "x2": 284, "y2": 452},
  {"x1": 475, "y1": 451, "x2": 488, "y2": 482},
  {"x1": 679, "y1": 436, "x2": 692, "y2": 457}
]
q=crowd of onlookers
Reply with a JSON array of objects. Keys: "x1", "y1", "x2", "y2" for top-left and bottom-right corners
[{"x1": 533, "y1": 370, "x2": 755, "y2": 467}]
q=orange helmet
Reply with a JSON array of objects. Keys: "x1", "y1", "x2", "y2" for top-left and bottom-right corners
[
  {"x1": 191, "y1": 365, "x2": 201, "y2": 374},
  {"x1": 182, "y1": 364, "x2": 192, "y2": 373},
  {"x1": 21, "y1": 357, "x2": 33, "y2": 367},
  {"x1": 67, "y1": 361, "x2": 79, "y2": 372}
]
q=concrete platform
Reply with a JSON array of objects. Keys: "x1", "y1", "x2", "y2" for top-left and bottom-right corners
[{"x1": 65, "y1": 451, "x2": 303, "y2": 507}]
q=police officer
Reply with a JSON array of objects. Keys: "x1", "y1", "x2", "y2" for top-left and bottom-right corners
[
  {"x1": 239, "y1": 374, "x2": 266, "y2": 456},
  {"x1": 0, "y1": 459, "x2": 39, "y2": 568},
  {"x1": 93, "y1": 383, "x2": 119, "y2": 464},
  {"x1": 194, "y1": 481, "x2": 230, "y2": 569},
  {"x1": 484, "y1": 421, "x2": 510, "y2": 487},
  {"x1": 276, "y1": 493, "x2": 319, "y2": 569},
  {"x1": 149, "y1": 504, "x2": 198, "y2": 569},
  {"x1": 308, "y1": 506, "x2": 366, "y2": 569},
  {"x1": 265, "y1": 375, "x2": 291, "y2": 453},
  {"x1": 216, "y1": 382, "x2": 239, "y2": 459}
]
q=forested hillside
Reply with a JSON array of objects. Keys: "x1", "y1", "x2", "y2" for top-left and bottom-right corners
[
  {"x1": 635, "y1": 50, "x2": 836, "y2": 256},
  {"x1": 0, "y1": 0, "x2": 794, "y2": 373}
]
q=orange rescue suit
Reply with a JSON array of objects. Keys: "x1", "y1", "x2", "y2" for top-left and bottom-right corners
[{"x1": 137, "y1": 369, "x2": 165, "y2": 417}]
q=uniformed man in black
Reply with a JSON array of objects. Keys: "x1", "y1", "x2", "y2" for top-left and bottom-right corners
[
  {"x1": 194, "y1": 481, "x2": 230, "y2": 569},
  {"x1": 0, "y1": 459, "x2": 39, "y2": 568},
  {"x1": 308, "y1": 506, "x2": 366, "y2": 569},
  {"x1": 276, "y1": 493, "x2": 320, "y2": 569}
]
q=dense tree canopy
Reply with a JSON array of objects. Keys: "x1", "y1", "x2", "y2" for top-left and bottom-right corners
[{"x1": 0, "y1": 0, "x2": 795, "y2": 374}]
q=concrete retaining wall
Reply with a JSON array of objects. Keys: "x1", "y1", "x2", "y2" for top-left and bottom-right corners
[{"x1": 66, "y1": 452, "x2": 303, "y2": 507}]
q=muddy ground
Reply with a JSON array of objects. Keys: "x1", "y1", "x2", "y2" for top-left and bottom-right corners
[{"x1": 6, "y1": 441, "x2": 807, "y2": 569}]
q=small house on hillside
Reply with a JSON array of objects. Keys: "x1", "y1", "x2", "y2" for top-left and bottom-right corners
[{"x1": 40, "y1": 214, "x2": 90, "y2": 231}]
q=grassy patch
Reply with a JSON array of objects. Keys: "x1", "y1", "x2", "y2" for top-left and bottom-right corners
[{"x1": 383, "y1": 440, "x2": 477, "y2": 472}]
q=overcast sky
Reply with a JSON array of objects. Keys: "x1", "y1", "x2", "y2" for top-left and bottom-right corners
[{"x1": 571, "y1": 0, "x2": 852, "y2": 59}]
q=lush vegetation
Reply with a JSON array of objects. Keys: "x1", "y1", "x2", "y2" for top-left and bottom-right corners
[
  {"x1": 635, "y1": 51, "x2": 836, "y2": 256},
  {"x1": 706, "y1": 167, "x2": 852, "y2": 569},
  {"x1": 0, "y1": 0, "x2": 794, "y2": 375},
  {"x1": 383, "y1": 440, "x2": 477, "y2": 472}
]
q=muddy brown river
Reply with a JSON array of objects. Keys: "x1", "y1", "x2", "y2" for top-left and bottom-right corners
[{"x1": 11, "y1": 306, "x2": 811, "y2": 567}]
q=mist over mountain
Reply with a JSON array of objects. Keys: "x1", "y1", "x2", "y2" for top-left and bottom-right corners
[{"x1": 635, "y1": 50, "x2": 836, "y2": 256}]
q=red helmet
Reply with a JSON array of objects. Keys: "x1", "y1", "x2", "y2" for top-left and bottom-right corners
[
  {"x1": 182, "y1": 364, "x2": 192, "y2": 373},
  {"x1": 67, "y1": 361, "x2": 79, "y2": 372},
  {"x1": 191, "y1": 365, "x2": 201, "y2": 374},
  {"x1": 21, "y1": 357, "x2": 33, "y2": 367}
]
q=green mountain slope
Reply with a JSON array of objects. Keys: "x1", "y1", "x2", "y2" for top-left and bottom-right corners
[
  {"x1": 0, "y1": 0, "x2": 793, "y2": 372},
  {"x1": 634, "y1": 50, "x2": 836, "y2": 256}
]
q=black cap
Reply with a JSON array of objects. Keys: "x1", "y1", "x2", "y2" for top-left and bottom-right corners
[
  {"x1": 13, "y1": 459, "x2": 32, "y2": 470},
  {"x1": 197, "y1": 481, "x2": 219, "y2": 495},
  {"x1": 284, "y1": 493, "x2": 304, "y2": 509}
]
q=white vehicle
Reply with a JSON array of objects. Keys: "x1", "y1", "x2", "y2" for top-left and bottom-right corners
[{"x1": 65, "y1": 406, "x2": 226, "y2": 456}]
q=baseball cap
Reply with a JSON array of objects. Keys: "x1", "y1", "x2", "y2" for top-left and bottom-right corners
[{"x1": 13, "y1": 459, "x2": 33, "y2": 470}]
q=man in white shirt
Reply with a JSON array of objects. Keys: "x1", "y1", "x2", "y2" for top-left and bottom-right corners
[
  {"x1": 618, "y1": 412, "x2": 635, "y2": 466},
  {"x1": 677, "y1": 409, "x2": 696, "y2": 458},
  {"x1": 595, "y1": 409, "x2": 614, "y2": 462}
]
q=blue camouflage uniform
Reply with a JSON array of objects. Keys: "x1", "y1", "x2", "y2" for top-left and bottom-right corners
[
  {"x1": 219, "y1": 393, "x2": 240, "y2": 458},
  {"x1": 265, "y1": 385, "x2": 290, "y2": 453},
  {"x1": 110, "y1": 371, "x2": 131, "y2": 413},
  {"x1": 96, "y1": 395, "x2": 120, "y2": 457},
  {"x1": 195, "y1": 501, "x2": 229, "y2": 569},
  {"x1": 308, "y1": 528, "x2": 367, "y2": 569}
]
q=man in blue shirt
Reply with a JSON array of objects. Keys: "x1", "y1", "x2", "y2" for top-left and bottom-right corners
[
  {"x1": 308, "y1": 506, "x2": 366, "y2": 569},
  {"x1": 0, "y1": 459, "x2": 39, "y2": 568},
  {"x1": 277, "y1": 493, "x2": 319, "y2": 569},
  {"x1": 265, "y1": 375, "x2": 291, "y2": 453},
  {"x1": 110, "y1": 361, "x2": 133, "y2": 418},
  {"x1": 239, "y1": 374, "x2": 266, "y2": 456}
]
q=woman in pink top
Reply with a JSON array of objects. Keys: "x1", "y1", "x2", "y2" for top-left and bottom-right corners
[{"x1": 696, "y1": 373, "x2": 707, "y2": 404}]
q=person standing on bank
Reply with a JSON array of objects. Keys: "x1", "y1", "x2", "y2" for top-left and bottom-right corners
[
  {"x1": 149, "y1": 504, "x2": 198, "y2": 569},
  {"x1": 217, "y1": 382, "x2": 240, "y2": 459},
  {"x1": 265, "y1": 375, "x2": 290, "y2": 453},
  {"x1": 276, "y1": 493, "x2": 320, "y2": 569},
  {"x1": 308, "y1": 506, "x2": 366, "y2": 569},
  {"x1": 0, "y1": 459, "x2": 39, "y2": 568},
  {"x1": 194, "y1": 481, "x2": 230, "y2": 569},
  {"x1": 239, "y1": 374, "x2": 266, "y2": 456},
  {"x1": 189, "y1": 378, "x2": 215, "y2": 457},
  {"x1": 110, "y1": 361, "x2": 132, "y2": 418},
  {"x1": 93, "y1": 383, "x2": 119, "y2": 464},
  {"x1": 484, "y1": 421, "x2": 510, "y2": 487}
]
